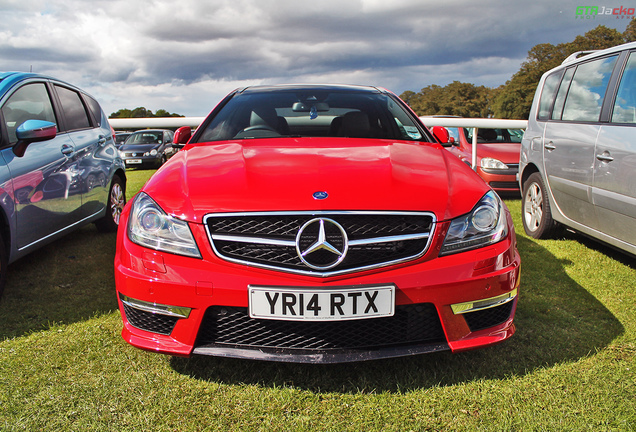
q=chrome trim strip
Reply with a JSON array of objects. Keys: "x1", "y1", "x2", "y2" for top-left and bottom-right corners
[
  {"x1": 119, "y1": 293, "x2": 191, "y2": 318},
  {"x1": 17, "y1": 207, "x2": 105, "y2": 252},
  {"x1": 451, "y1": 289, "x2": 518, "y2": 315},
  {"x1": 211, "y1": 234, "x2": 296, "y2": 247},
  {"x1": 211, "y1": 232, "x2": 430, "y2": 247},
  {"x1": 203, "y1": 211, "x2": 436, "y2": 277}
]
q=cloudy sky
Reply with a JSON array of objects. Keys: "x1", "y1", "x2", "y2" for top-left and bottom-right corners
[{"x1": 1, "y1": 0, "x2": 632, "y2": 116}]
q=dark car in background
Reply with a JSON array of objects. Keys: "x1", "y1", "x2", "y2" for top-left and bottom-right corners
[
  {"x1": 114, "y1": 132, "x2": 131, "y2": 147},
  {"x1": 0, "y1": 71, "x2": 127, "y2": 295},
  {"x1": 445, "y1": 127, "x2": 524, "y2": 196},
  {"x1": 118, "y1": 129, "x2": 175, "y2": 168}
]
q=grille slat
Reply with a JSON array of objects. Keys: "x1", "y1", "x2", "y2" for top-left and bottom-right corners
[{"x1": 205, "y1": 212, "x2": 435, "y2": 276}]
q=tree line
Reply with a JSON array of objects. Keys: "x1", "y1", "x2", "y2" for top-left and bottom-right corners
[
  {"x1": 109, "y1": 107, "x2": 184, "y2": 118},
  {"x1": 401, "y1": 19, "x2": 636, "y2": 119}
]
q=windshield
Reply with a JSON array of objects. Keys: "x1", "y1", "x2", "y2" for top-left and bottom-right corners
[
  {"x1": 196, "y1": 89, "x2": 429, "y2": 142},
  {"x1": 464, "y1": 128, "x2": 523, "y2": 143},
  {"x1": 125, "y1": 131, "x2": 163, "y2": 145}
]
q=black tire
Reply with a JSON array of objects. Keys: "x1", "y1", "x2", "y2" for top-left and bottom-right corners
[
  {"x1": 95, "y1": 174, "x2": 126, "y2": 233},
  {"x1": 0, "y1": 234, "x2": 7, "y2": 298},
  {"x1": 522, "y1": 172, "x2": 560, "y2": 239}
]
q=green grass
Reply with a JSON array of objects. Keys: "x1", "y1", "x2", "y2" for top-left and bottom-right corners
[{"x1": 1, "y1": 170, "x2": 635, "y2": 431}]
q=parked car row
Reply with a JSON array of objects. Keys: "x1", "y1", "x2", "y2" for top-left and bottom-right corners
[
  {"x1": 117, "y1": 129, "x2": 177, "y2": 168},
  {"x1": 4, "y1": 40, "x2": 636, "y2": 365}
]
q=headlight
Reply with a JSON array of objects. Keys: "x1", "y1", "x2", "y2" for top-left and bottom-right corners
[
  {"x1": 480, "y1": 157, "x2": 508, "y2": 170},
  {"x1": 128, "y1": 192, "x2": 201, "y2": 258},
  {"x1": 150, "y1": 149, "x2": 158, "y2": 156},
  {"x1": 440, "y1": 191, "x2": 508, "y2": 256}
]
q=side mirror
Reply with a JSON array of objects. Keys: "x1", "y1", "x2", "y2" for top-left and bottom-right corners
[
  {"x1": 13, "y1": 120, "x2": 57, "y2": 158},
  {"x1": 431, "y1": 126, "x2": 452, "y2": 147},
  {"x1": 173, "y1": 126, "x2": 191, "y2": 148}
]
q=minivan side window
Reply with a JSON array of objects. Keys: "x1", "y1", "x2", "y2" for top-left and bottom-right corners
[
  {"x1": 551, "y1": 68, "x2": 575, "y2": 120},
  {"x1": 561, "y1": 55, "x2": 618, "y2": 122},
  {"x1": 537, "y1": 71, "x2": 563, "y2": 120},
  {"x1": 1, "y1": 83, "x2": 57, "y2": 144},
  {"x1": 611, "y1": 52, "x2": 636, "y2": 124},
  {"x1": 55, "y1": 85, "x2": 91, "y2": 131}
]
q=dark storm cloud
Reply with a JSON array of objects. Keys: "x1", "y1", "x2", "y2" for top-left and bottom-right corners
[{"x1": 0, "y1": 0, "x2": 630, "y2": 115}]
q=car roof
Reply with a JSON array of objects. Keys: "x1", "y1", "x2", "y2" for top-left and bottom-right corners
[
  {"x1": 555, "y1": 41, "x2": 636, "y2": 69},
  {"x1": 0, "y1": 71, "x2": 89, "y2": 98},
  {"x1": 235, "y1": 84, "x2": 387, "y2": 95}
]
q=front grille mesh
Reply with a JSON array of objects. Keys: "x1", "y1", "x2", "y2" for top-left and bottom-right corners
[
  {"x1": 206, "y1": 212, "x2": 435, "y2": 275},
  {"x1": 463, "y1": 301, "x2": 514, "y2": 332},
  {"x1": 122, "y1": 303, "x2": 179, "y2": 335},
  {"x1": 194, "y1": 304, "x2": 445, "y2": 351}
]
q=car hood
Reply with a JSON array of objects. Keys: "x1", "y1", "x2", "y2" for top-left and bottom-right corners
[
  {"x1": 475, "y1": 143, "x2": 521, "y2": 164},
  {"x1": 142, "y1": 137, "x2": 490, "y2": 223},
  {"x1": 120, "y1": 144, "x2": 159, "y2": 151}
]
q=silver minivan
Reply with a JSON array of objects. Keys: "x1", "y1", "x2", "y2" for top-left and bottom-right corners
[{"x1": 519, "y1": 41, "x2": 636, "y2": 255}]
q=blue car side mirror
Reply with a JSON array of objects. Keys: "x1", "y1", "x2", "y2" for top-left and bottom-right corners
[{"x1": 13, "y1": 120, "x2": 57, "y2": 157}]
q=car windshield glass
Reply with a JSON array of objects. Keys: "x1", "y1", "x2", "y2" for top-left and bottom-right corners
[
  {"x1": 125, "y1": 132, "x2": 162, "y2": 145},
  {"x1": 197, "y1": 89, "x2": 428, "y2": 142},
  {"x1": 464, "y1": 128, "x2": 523, "y2": 143}
]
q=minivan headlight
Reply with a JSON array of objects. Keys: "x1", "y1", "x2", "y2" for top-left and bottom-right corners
[
  {"x1": 128, "y1": 192, "x2": 201, "y2": 258},
  {"x1": 440, "y1": 191, "x2": 508, "y2": 255}
]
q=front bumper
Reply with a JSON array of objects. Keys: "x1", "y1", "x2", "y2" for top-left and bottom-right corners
[{"x1": 115, "y1": 210, "x2": 521, "y2": 363}]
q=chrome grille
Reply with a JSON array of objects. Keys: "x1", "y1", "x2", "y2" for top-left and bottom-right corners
[{"x1": 204, "y1": 211, "x2": 436, "y2": 276}]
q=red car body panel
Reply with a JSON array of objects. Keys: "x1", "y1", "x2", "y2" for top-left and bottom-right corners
[
  {"x1": 446, "y1": 128, "x2": 522, "y2": 195},
  {"x1": 115, "y1": 139, "x2": 520, "y2": 359},
  {"x1": 144, "y1": 138, "x2": 488, "y2": 221}
]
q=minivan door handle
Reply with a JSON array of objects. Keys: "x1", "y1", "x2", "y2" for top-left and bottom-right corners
[
  {"x1": 544, "y1": 141, "x2": 556, "y2": 151},
  {"x1": 596, "y1": 151, "x2": 614, "y2": 162}
]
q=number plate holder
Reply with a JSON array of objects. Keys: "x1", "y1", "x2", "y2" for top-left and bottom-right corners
[{"x1": 248, "y1": 285, "x2": 395, "y2": 321}]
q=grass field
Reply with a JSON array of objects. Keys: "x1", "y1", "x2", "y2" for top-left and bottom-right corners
[{"x1": 0, "y1": 169, "x2": 634, "y2": 431}]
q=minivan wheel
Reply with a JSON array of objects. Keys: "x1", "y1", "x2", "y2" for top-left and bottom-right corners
[
  {"x1": 522, "y1": 172, "x2": 559, "y2": 239},
  {"x1": 95, "y1": 175, "x2": 126, "y2": 233}
]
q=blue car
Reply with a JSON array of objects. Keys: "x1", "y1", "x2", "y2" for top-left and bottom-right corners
[{"x1": 0, "y1": 72, "x2": 127, "y2": 295}]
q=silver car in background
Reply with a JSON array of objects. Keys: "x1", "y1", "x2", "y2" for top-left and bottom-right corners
[
  {"x1": 0, "y1": 72, "x2": 127, "y2": 295},
  {"x1": 519, "y1": 41, "x2": 636, "y2": 255}
]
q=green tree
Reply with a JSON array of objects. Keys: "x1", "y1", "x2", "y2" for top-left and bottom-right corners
[
  {"x1": 401, "y1": 82, "x2": 494, "y2": 117},
  {"x1": 624, "y1": 17, "x2": 636, "y2": 42},
  {"x1": 109, "y1": 107, "x2": 184, "y2": 118}
]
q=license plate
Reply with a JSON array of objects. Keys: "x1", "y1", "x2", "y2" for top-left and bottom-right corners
[
  {"x1": 127, "y1": 159, "x2": 142, "y2": 164},
  {"x1": 248, "y1": 285, "x2": 395, "y2": 321}
]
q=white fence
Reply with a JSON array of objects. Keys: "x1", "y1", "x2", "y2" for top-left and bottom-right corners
[
  {"x1": 109, "y1": 116, "x2": 528, "y2": 169},
  {"x1": 419, "y1": 117, "x2": 528, "y2": 169}
]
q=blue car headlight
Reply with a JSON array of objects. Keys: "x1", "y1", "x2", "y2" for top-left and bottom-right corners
[
  {"x1": 128, "y1": 192, "x2": 201, "y2": 258},
  {"x1": 440, "y1": 191, "x2": 508, "y2": 256}
]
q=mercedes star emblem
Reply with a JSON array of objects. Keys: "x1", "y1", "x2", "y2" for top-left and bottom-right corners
[{"x1": 296, "y1": 218, "x2": 348, "y2": 270}]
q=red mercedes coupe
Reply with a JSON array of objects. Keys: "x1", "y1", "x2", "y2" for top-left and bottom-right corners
[{"x1": 114, "y1": 84, "x2": 520, "y2": 363}]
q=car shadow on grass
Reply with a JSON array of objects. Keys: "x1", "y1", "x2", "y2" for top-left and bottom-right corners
[
  {"x1": 0, "y1": 225, "x2": 119, "y2": 340},
  {"x1": 170, "y1": 234, "x2": 624, "y2": 393}
]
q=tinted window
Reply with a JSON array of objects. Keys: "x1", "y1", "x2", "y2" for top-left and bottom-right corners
[
  {"x1": 197, "y1": 90, "x2": 428, "y2": 142},
  {"x1": 1, "y1": 83, "x2": 57, "y2": 144},
  {"x1": 611, "y1": 52, "x2": 636, "y2": 124},
  {"x1": 561, "y1": 55, "x2": 618, "y2": 122},
  {"x1": 55, "y1": 85, "x2": 91, "y2": 131},
  {"x1": 538, "y1": 71, "x2": 563, "y2": 120},
  {"x1": 84, "y1": 95, "x2": 103, "y2": 127}
]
